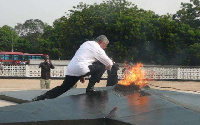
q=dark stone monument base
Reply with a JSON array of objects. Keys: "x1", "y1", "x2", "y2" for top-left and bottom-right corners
[
  {"x1": 1, "y1": 85, "x2": 200, "y2": 125},
  {"x1": 0, "y1": 118, "x2": 131, "y2": 125}
]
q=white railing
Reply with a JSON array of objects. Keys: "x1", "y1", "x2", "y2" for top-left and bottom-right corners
[
  {"x1": 1, "y1": 65, "x2": 200, "y2": 80},
  {"x1": 0, "y1": 65, "x2": 67, "y2": 78},
  {"x1": 143, "y1": 65, "x2": 200, "y2": 80}
]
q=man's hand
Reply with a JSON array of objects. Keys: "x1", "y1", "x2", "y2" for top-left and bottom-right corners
[
  {"x1": 106, "y1": 60, "x2": 115, "y2": 70},
  {"x1": 106, "y1": 65, "x2": 112, "y2": 70},
  {"x1": 80, "y1": 77, "x2": 85, "y2": 83}
]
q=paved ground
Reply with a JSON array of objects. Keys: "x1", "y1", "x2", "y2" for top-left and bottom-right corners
[
  {"x1": 0, "y1": 79, "x2": 107, "y2": 91},
  {"x1": 0, "y1": 100, "x2": 16, "y2": 107},
  {"x1": 148, "y1": 80, "x2": 200, "y2": 93}
]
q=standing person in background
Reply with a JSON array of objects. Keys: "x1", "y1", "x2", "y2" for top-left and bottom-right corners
[
  {"x1": 32, "y1": 35, "x2": 118, "y2": 101},
  {"x1": 0, "y1": 62, "x2": 3, "y2": 70},
  {"x1": 0, "y1": 62, "x2": 3, "y2": 75},
  {"x1": 39, "y1": 56, "x2": 55, "y2": 89}
]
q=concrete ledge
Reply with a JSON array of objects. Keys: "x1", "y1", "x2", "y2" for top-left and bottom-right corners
[{"x1": 0, "y1": 95, "x2": 29, "y2": 104}]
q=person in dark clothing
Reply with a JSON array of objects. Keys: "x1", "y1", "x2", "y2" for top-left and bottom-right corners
[
  {"x1": 0, "y1": 62, "x2": 3, "y2": 75},
  {"x1": 39, "y1": 56, "x2": 55, "y2": 89},
  {"x1": 32, "y1": 35, "x2": 118, "y2": 101}
]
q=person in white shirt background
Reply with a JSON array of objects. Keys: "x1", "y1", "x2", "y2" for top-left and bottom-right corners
[{"x1": 32, "y1": 35, "x2": 119, "y2": 101}]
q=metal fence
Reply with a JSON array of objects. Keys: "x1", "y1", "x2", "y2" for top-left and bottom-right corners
[{"x1": 1, "y1": 64, "x2": 200, "y2": 80}]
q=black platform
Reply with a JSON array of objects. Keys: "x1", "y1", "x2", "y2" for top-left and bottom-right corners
[{"x1": 1, "y1": 86, "x2": 200, "y2": 125}]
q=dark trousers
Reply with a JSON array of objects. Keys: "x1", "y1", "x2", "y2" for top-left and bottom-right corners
[
  {"x1": 45, "y1": 61, "x2": 106, "y2": 99},
  {"x1": 45, "y1": 76, "x2": 80, "y2": 99},
  {"x1": 106, "y1": 63, "x2": 119, "y2": 86}
]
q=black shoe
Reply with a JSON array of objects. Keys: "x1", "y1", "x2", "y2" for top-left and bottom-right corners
[{"x1": 32, "y1": 95, "x2": 46, "y2": 101}]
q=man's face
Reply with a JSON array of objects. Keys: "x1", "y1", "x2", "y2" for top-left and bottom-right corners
[
  {"x1": 99, "y1": 41, "x2": 108, "y2": 50},
  {"x1": 44, "y1": 58, "x2": 49, "y2": 62}
]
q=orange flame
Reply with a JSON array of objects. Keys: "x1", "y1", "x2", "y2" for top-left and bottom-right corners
[{"x1": 118, "y1": 63, "x2": 147, "y2": 88}]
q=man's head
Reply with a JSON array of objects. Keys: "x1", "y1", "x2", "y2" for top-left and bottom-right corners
[
  {"x1": 44, "y1": 56, "x2": 49, "y2": 62},
  {"x1": 95, "y1": 35, "x2": 109, "y2": 49}
]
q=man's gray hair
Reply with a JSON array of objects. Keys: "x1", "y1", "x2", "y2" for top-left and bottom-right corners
[{"x1": 95, "y1": 35, "x2": 109, "y2": 44}]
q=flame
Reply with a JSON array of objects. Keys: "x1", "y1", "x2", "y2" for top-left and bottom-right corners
[{"x1": 118, "y1": 63, "x2": 147, "y2": 88}]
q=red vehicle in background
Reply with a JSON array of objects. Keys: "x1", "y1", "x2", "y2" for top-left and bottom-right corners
[{"x1": 0, "y1": 51, "x2": 48, "y2": 65}]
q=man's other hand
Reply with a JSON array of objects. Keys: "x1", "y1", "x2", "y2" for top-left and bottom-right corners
[{"x1": 80, "y1": 77, "x2": 85, "y2": 83}]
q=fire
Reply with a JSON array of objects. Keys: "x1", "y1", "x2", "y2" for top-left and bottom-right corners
[{"x1": 118, "y1": 63, "x2": 147, "y2": 88}]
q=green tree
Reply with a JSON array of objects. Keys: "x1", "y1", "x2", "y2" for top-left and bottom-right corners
[
  {"x1": 53, "y1": 0, "x2": 159, "y2": 62},
  {"x1": 15, "y1": 19, "x2": 45, "y2": 36},
  {"x1": 39, "y1": 24, "x2": 62, "y2": 59},
  {"x1": 14, "y1": 19, "x2": 49, "y2": 54},
  {"x1": 187, "y1": 43, "x2": 200, "y2": 65},
  {"x1": 3, "y1": 0, "x2": 200, "y2": 66},
  {"x1": 173, "y1": 0, "x2": 200, "y2": 28},
  {"x1": 0, "y1": 25, "x2": 18, "y2": 51}
]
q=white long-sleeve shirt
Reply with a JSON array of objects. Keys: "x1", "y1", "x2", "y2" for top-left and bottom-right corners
[{"x1": 66, "y1": 41, "x2": 113, "y2": 76}]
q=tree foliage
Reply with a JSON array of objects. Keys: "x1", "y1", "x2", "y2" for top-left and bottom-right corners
[
  {"x1": 0, "y1": 25, "x2": 18, "y2": 51},
  {"x1": 173, "y1": 0, "x2": 200, "y2": 28},
  {"x1": 1, "y1": 0, "x2": 200, "y2": 66}
]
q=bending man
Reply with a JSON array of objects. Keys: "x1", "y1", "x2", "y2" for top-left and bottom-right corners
[{"x1": 32, "y1": 35, "x2": 118, "y2": 101}]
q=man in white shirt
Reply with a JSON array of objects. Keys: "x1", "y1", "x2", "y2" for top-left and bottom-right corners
[{"x1": 32, "y1": 35, "x2": 118, "y2": 101}]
